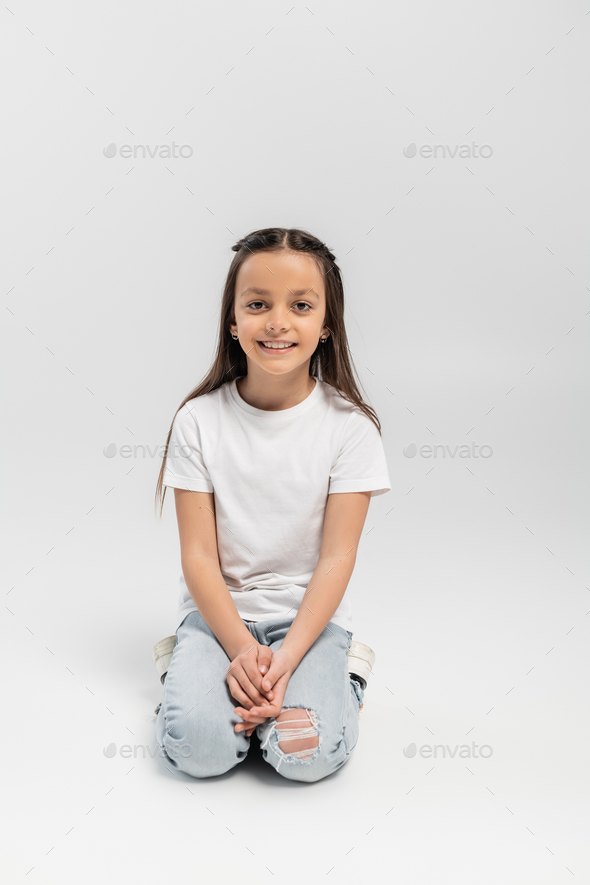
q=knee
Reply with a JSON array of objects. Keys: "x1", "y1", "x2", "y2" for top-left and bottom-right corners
[
  {"x1": 174, "y1": 750, "x2": 236, "y2": 779},
  {"x1": 275, "y1": 708, "x2": 319, "y2": 761},
  {"x1": 161, "y1": 714, "x2": 243, "y2": 779}
]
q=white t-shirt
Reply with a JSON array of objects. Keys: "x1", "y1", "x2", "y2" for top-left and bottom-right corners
[{"x1": 163, "y1": 376, "x2": 391, "y2": 633}]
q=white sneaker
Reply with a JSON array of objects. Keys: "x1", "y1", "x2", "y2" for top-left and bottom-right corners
[
  {"x1": 152, "y1": 635, "x2": 176, "y2": 685},
  {"x1": 348, "y1": 640, "x2": 375, "y2": 711}
]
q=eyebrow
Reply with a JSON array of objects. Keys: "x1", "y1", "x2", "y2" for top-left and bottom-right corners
[{"x1": 239, "y1": 286, "x2": 320, "y2": 300}]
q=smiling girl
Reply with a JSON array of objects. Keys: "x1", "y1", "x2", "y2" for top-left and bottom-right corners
[{"x1": 153, "y1": 227, "x2": 391, "y2": 782}]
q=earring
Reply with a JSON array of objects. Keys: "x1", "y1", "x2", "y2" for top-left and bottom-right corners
[
  {"x1": 231, "y1": 332, "x2": 239, "y2": 340},
  {"x1": 320, "y1": 336, "x2": 327, "y2": 344}
]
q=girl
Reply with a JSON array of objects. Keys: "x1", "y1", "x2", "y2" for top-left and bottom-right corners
[{"x1": 153, "y1": 227, "x2": 391, "y2": 783}]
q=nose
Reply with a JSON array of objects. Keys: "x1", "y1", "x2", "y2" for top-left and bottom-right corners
[{"x1": 265, "y1": 311, "x2": 290, "y2": 333}]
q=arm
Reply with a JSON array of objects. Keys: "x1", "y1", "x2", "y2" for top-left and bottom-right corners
[
  {"x1": 174, "y1": 487, "x2": 253, "y2": 661},
  {"x1": 280, "y1": 490, "x2": 372, "y2": 669}
]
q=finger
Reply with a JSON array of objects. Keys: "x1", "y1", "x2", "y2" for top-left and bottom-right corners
[
  {"x1": 235, "y1": 720, "x2": 268, "y2": 736},
  {"x1": 237, "y1": 702, "x2": 281, "y2": 721},
  {"x1": 260, "y1": 656, "x2": 288, "y2": 694},
  {"x1": 240, "y1": 664, "x2": 275, "y2": 706},
  {"x1": 235, "y1": 714, "x2": 268, "y2": 726},
  {"x1": 234, "y1": 706, "x2": 270, "y2": 722},
  {"x1": 243, "y1": 678, "x2": 273, "y2": 707},
  {"x1": 259, "y1": 665, "x2": 278, "y2": 696},
  {"x1": 234, "y1": 709, "x2": 269, "y2": 732},
  {"x1": 235, "y1": 722, "x2": 259, "y2": 737},
  {"x1": 235, "y1": 714, "x2": 267, "y2": 731},
  {"x1": 246, "y1": 671, "x2": 290, "y2": 719},
  {"x1": 248, "y1": 654, "x2": 275, "y2": 698},
  {"x1": 227, "y1": 673, "x2": 265, "y2": 710},
  {"x1": 257, "y1": 645, "x2": 273, "y2": 676},
  {"x1": 228, "y1": 670, "x2": 269, "y2": 709}
]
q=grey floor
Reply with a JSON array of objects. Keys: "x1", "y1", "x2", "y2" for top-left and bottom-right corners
[{"x1": 4, "y1": 466, "x2": 589, "y2": 885}]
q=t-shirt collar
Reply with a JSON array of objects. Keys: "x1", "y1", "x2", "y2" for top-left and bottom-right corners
[{"x1": 228, "y1": 376, "x2": 321, "y2": 419}]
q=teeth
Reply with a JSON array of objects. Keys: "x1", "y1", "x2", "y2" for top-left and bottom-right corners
[{"x1": 261, "y1": 342, "x2": 295, "y2": 349}]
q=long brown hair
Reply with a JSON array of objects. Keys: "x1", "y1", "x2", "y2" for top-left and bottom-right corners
[{"x1": 154, "y1": 227, "x2": 382, "y2": 517}]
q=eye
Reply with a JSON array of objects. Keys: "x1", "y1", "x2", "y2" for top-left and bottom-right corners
[{"x1": 246, "y1": 301, "x2": 312, "y2": 312}]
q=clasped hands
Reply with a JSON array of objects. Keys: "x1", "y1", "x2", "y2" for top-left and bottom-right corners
[{"x1": 226, "y1": 642, "x2": 295, "y2": 738}]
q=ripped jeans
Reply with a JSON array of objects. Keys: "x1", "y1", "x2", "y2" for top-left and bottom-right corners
[{"x1": 155, "y1": 610, "x2": 364, "y2": 783}]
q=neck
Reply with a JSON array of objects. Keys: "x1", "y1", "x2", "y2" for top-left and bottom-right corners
[{"x1": 236, "y1": 374, "x2": 316, "y2": 412}]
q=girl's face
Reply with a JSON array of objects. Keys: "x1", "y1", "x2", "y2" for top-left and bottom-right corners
[{"x1": 231, "y1": 250, "x2": 330, "y2": 378}]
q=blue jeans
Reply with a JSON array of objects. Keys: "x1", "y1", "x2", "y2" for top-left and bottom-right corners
[{"x1": 155, "y1": 610, "x2": 365, "y2": 783}]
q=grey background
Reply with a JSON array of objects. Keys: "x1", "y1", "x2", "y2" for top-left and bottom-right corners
[{"x1": 1, "y1": 1, "x2": 589, "y2": 882}]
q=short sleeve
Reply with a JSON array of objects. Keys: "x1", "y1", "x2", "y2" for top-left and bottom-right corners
[
  {"x1": 329, "y1": 409, "x2": 391, "y2": 497},
  {"x1": 162, "y1": 403, "x2": 214, "y2": 493}
]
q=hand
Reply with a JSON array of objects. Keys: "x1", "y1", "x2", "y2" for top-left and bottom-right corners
[
  {"x1": 226, "y1": 641, "x2": 276, "y2": 736},
  {"x1": 233, "y1": 655, "x2": 275, "y2": 737},
  {"x1": 234, "y1": 647, "x2": 296, "y2": 736}
]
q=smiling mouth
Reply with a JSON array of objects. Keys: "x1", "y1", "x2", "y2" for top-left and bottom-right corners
[{"x1": 257, "y1": 341, "x2": 297, "y2": 351}]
